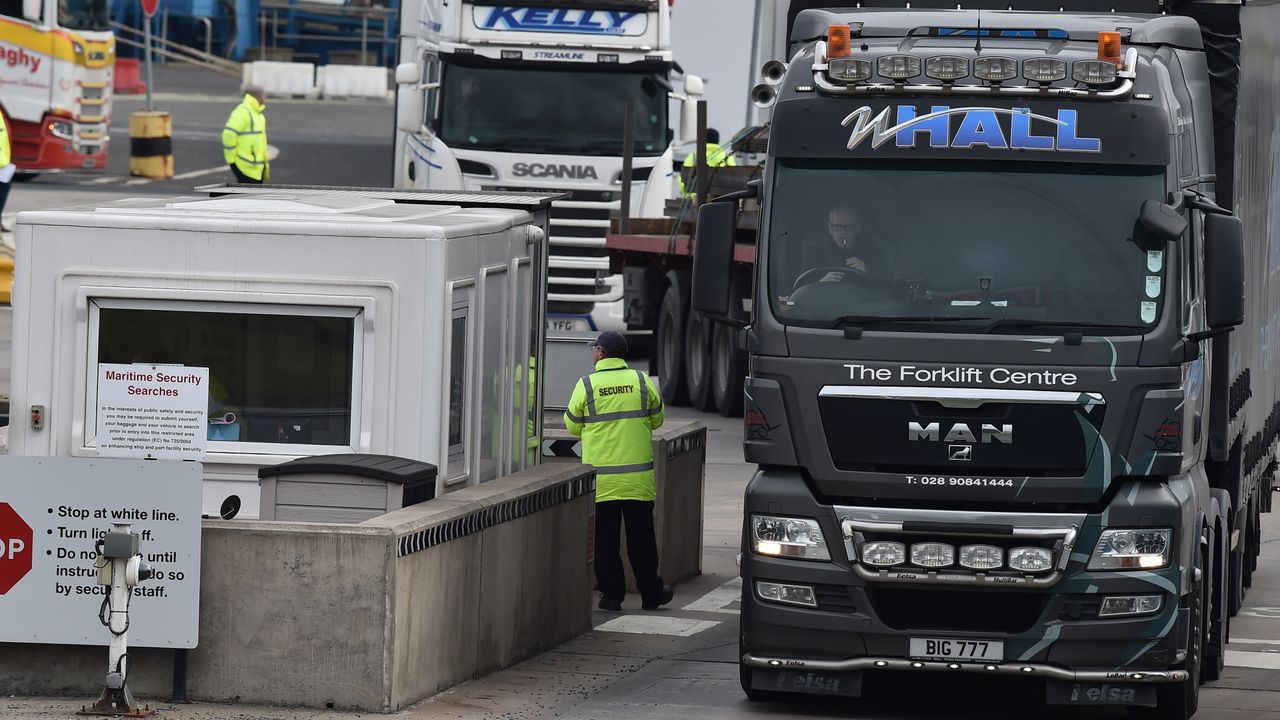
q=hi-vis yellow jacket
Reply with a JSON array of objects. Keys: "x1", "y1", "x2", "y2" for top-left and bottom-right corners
[
  {"x1": 222, "y1": 93, "x2": 268, "y2": 181},
  {"x1": 564, "y1": 357, "x2": 665, "y2": 502},
  {"x1": 0, "y1": 114, "x2": 11, "y2": 168}
]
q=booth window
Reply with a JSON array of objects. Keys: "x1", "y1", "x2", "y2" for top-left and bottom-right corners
[
  {"x1": 447, "y1": 304, "x2": 469, "y2": 482},
  {"x1": 93, "y1": 303, "x2": 357, "y2": 449}
]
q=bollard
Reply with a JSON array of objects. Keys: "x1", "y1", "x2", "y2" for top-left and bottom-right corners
[
  {"x1": 128, "y1": 111, "x2": 173, "y2": 179},
  {"x1": 0, "y1": 256, "x2": 13, "y2": 304}
]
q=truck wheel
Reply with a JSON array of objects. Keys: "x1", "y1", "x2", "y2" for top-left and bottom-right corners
[
  {"x1": 1202, "y1": 526, "x2": 1227, "y2": 682},
  {"x1": 684, "y1": 311, "x2": 715, "y2": 412},
  {"x1": 656, "y1": 279, "x2": 690, "y2": 406},
  {"x1": 1130, "y1": 558, "x2": 1202, "y2": 720},
  {"x1": 711, "y1": 322, "x2": 745, "y2": 417}
]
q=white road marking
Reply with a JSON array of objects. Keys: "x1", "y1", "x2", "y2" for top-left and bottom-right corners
[
  {"x1": 595, "y1": 615, "x2": 720, "y2": 638},
  {"x1": 1239, "y1": 606, "x2": 1280, "y2": 619},
  {"x1": 1225, "y1": 649, "x2": 1280, "y2": 670},
  {"x1": 1228, "y1": 637, "x2": 1280, "y2": 646},
  {"x1": 682, "y1": 577, "x2": 741, "y2": 614},
  {"x1": 111, "y1": 145, "x2": 282, "y2": 187}
]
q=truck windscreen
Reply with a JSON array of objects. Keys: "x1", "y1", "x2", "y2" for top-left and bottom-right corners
[
  {"x1": 59, "y1": 0, "x2": 110, "y2": 31},
  {"x1": 769, "y1": 159, "x2": 1168, "y2": 332},
  {"x1": 438, "y1": 63, "x2": 668, "y2": 157}
]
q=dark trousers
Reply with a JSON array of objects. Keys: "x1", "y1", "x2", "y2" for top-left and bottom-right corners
[
  {"x1": 230, "y1": 164, "x2": 263, "y2": 184},
  {"x1": 595, "y1": 500, "x2": 663, "y2": 602},
  {"x1": 0, "y1": 180, "x2": 11, "y2": 221}
]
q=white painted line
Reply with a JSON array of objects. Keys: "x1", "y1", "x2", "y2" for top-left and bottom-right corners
[
  {"x1": 682, "y1": 577, "x2": 742, "y2": 615},
  {"x1": 1225, "y1": 649, "x2": 1280, "y2": 670},
  {"x1": 595, "y1": 615, "x2": 720, "y2": 638},
  {"x1": 1228, "y1": 637, "x2": 1280, "y2": 646},
  {"x1": 80, "y1": 175, "x2": 119, "y2": 185},
  {"x1": 118, "y1": 145, "x2": 282, "y2": 187}
]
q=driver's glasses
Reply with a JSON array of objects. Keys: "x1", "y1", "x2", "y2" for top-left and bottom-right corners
[{"x1": 829, "y1": 223, "x2": 856, "y2": 234}]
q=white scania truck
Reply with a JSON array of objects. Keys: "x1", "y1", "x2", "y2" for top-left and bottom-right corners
[{"x1": 391, "y1": 0, "x2": 702, "y2": 336}]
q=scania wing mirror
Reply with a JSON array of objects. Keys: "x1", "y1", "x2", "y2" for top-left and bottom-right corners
[
  {"x1": 1203, "y1": 213, "x2": 1244, "y2": 331},
  {"x1": 1135, "y1": 199, "x2": 1187, "y2": 250},
  {"x1": 394, "y1": 63, "x2": 424, "y2": 134}
]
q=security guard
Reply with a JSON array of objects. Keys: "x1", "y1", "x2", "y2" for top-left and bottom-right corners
[
  {"x1": 565, "y1": 331, "x2": 672, "y2": 612},
  {"x1": 679, "y1": 127, "x2": 736, "y2": 196},
  {"x1": 222, "y1": 85, "x2": 269, "y2": 184}
]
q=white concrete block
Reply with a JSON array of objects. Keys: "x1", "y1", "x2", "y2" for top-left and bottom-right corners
[
  {"x1": 244, "y1": 61, "x2": 319, "y2": 99},
  {"x1": 318, "y1": 64, "x2": 392, "y2": 101}
]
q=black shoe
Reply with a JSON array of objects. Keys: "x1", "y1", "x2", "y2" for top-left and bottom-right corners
[
  {"x1": 598, "y1": 595, "x2": 622, "y2": 612},
  {"x1": 642, "y1": 584, "x2": 674, "y2": 611}
]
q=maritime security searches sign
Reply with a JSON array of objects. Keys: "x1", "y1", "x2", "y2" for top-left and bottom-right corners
[
  {"x1": 770, "y1": 98, "x2": 1170, "y2": 165},
  {"x1": 474, "y1": 6, "x2": 648, "y2": 36}
]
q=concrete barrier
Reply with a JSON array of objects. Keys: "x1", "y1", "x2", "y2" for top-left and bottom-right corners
[
  {"x1": 242, "y1": 61, "x2": 319, "y2": 98},
  {"x1": 544, "y1": 419, "x2": 706, "y2": 589},
  {"x1": 317, "y1": 64, "x2": 391, "y2": 101},
  {"x1": 0, "y1": 462, "x2": 595, "y2": 711}
]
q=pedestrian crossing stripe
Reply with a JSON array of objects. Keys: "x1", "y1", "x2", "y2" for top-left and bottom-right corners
[
  {"x1": 542, "y1": 438, "x2": 582, "y2": 457},
  {"x1": 595, "y1": 615, "x2": 720, "y2": 637}
]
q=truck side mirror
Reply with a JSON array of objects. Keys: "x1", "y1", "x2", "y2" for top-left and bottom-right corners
[
  {"x1": 684, "y1": 74, "x2": 705, "y2": 97},
  {"x1": 395, "y1": 64, "x2": 425, "y2": 134},
  {"x1": 691, "y1": 201, "x2": 738, "y2": 322},
  {"x1": 677, "y1": 97, "x2": 698, "y2": 145},
  {"x1": 1203, "y1": 213, "x2": 1244, "y2": 330},
  {"x1": 1136, "y1": 199, "x2": 1187, "y2": 249}
]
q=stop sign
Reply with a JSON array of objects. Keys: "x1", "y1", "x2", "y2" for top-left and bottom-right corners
[
  {"x1": 0, "y1": 502, "x2": 33, "y2": 595},
  {"x1": 140, "y1": 0, "x2": 159, "y2": 19}
]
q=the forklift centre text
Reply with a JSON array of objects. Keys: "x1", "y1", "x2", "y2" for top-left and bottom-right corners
[{"x1": 845, "y1": 364, "x2": 1079, "y2": 386}]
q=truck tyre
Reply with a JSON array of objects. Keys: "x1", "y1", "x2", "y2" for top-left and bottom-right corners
[
  {"x1": 684, "y1": 311, "x2": 715, "y2": 412},
  {"x1": 656, "y1": 277, "x2": 690, "y2": 406},
  {"x1": 1202, "y1": 524, "x2": 1227, "y2": 682},
  {"x1": 712, "y1": 321, "x2": 746, "y2": 417},
  {"x1": 1130, "y1": 557, "x2": 1202, "y2": 720}
]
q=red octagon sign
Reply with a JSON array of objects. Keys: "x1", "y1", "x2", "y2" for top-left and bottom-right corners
[
  {"x1": 140, "y1": 0, "x2": 159, "y2": 18},
  {"x1": 0, "y1": 502, "x2": 33, "y2": 595}
]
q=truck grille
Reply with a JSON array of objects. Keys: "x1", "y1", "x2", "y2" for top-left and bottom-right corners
[
  {"x1": 867, "y1": 588, "x2": 1048, "y2": 634},
  {"x1": 491, "y1": 186, "x2": 619, "y2": 315}
]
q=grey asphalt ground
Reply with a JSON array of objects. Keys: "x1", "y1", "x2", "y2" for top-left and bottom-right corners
[{"x1": 4, "y1": 68, "x2": 1280, "y2": 719}]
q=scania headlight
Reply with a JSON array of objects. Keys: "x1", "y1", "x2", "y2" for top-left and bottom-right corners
[
  {"x1": 1088, "y1": 529, "x2": 1172, "y2": 570},
  {"x1": 751, "y1": 515, "x2": 830, "y2": 561}
]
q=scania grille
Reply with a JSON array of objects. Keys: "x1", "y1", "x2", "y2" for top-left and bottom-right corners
[{"x1": 489, "y1": 185, "x2": 620, "y2": 310}]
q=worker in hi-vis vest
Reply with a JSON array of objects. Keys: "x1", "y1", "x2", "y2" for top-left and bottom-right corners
[
  {"x1": 0, "y1": 112, "x2": 14, "y2": 230},
  {"x1": 679, "y1": 127, "x2": 735, "y2": 196},
  {"x1": 222, "y1": 85, "x2": 269, "y2": 184},
  {"x1": 565, "y1": 331, "x2": 672, "y2": 612}
]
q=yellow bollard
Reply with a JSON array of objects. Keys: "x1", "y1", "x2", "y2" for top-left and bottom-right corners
[
  {"x1": 0, "y1": 255, "x2": 13, "y2": 304},
  {"x1": 129, "y1": 111, "x2": 173, "y2": 179}
]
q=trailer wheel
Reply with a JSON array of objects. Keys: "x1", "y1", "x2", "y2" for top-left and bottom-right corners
[
  {"x1": 684, "y1": 311, "x2": 715, "y2": 412},
  {"x1": 712, "y1": 322, "x2": 745, "y2": 417},
  {"x1": 1129, "y1": 554, "x2": 1202, "y2": 720},
  {"x1": 656, "y1": 277, "x2": 690, "y2": 406}
]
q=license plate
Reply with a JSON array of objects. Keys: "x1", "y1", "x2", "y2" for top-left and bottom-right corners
[
  {"x1": 546, "y1": 317, "x2": 591, "y2": 332},
  {"x1": 909, "y1": 637, "x2": 1004, "y2": 662}
]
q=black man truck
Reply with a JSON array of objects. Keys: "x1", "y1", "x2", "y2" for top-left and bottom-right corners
[{"x1": 691, "y1": 1, "x2": 1279, "y2": 717}]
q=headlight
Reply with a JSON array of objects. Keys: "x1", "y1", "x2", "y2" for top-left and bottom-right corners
[
  {"x1": 751, "y1": 515, "x2": 830, "y2": 561},
  {"x1": 756, "y1": 580, "x2": 817, "y2": 608},
  {"x1": 1008, "y1": 546, "x2": 1054, "y2": 574},
  {"x1": 1088, "y1": 529, "x2": 1172, "y2": 570},
  {"x1": 1098, "y1": 595, "x2": 1163, "y2": 618},
  {"x1": 47, "y1": 120, "x2": 74, "y2": 140}
]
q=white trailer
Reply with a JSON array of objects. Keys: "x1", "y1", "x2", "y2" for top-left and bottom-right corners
[
  {"x1": 5, "y1": 185, "x2": 556, "y2": 519},
  {"x1": 392, "y1": 0, "x2": 705, "y2": 337}
]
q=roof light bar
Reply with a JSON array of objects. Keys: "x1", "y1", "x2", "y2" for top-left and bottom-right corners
[
  {"x1": 973, "y1": 56, "x2": 1017, "y2": 82},
  {"x1": 829, "y1": 57, "x2": 873, "y2": 83},
  {"x1": 1073, "y1": 59, "x2": 1119, "y2": 86},
  {"x1": 878, "y1": 54, "x2": 921, "y2": 81},
  {"x1": 925, "y1": 56, "x2": 968, "y2": 81},
  {"x1": 1022, "y1": 57, "x2": 1067, "y2": 83}
]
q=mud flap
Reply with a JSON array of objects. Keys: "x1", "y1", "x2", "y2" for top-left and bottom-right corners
[
  {"x1": 751, "y1": 669, "x2": 863, "y2": 697},
  {"x1": 1046, "y1": 681, "x2": 1157, "y2": 707}
]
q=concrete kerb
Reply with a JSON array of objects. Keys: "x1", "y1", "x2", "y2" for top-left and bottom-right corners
[{"x1": 0, "y1": 463, "x2": 596, "y2": 712}]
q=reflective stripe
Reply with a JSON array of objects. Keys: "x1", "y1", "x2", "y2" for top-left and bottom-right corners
[
  {"x1": 595, "y1": 461, "x2": 654, "y2": 475},
  {"x1": 565, "y1": 410, "x2": 585, "y2": 424},
  {"x1": 579, "y1": 408, "x2": 659, "y2": 424},
  {"x1": 237, "y1": 156, "x2": 265, "y2": 166},
  {"x1": 636, "y1": 370, "x2": 648, "y2": 413},
  {"x1": 223, "y1": 128, "x2": 263, "y2": 136},
  {"x1": 222, "y1": 144, "x2": 236, "y2": 150},
  {"x1": 582, "y1": 375, "x2": 597, "y2": 417}
]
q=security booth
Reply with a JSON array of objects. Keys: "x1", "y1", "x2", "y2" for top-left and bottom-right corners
[{"x1": 6, "y1": 185, "x2": 558, "y2": 518}]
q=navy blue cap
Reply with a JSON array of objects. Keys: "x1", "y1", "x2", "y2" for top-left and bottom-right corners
[{"x1": 593, "y1": 330, "x2": 628, "y2": 357}]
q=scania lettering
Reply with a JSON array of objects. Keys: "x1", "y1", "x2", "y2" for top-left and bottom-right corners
[
  {"x1": 393, "y1": 0, "x2": 699, "y2": 336},
  {"x1": 691, "y1": 1, "x2": 1279, "y2": 717}
]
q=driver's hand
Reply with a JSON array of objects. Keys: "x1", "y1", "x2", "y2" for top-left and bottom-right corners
[
  {"x1": 820, "y1": 271, "x2": 845, "y2": 283},
  {"x1": 845, "y1": 256, "x2": 867, "y2": 272}
]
